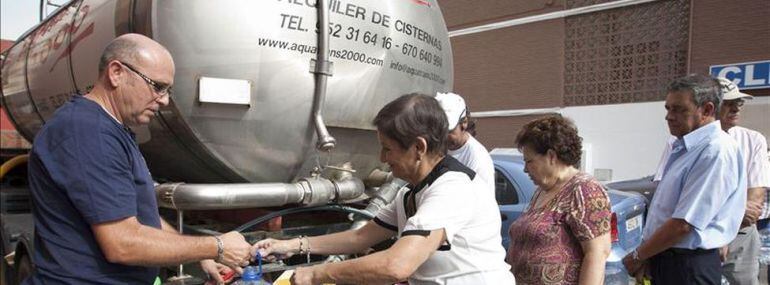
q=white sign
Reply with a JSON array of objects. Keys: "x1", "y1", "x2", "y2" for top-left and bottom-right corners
[{"x1": 198, "y1": 77, "x2": 252, "y2": 105}]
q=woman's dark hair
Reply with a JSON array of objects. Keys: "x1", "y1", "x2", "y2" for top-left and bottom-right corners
[
  {"x1": 372, "y1": 93, "x2": 448, "y2": 155},
  {"x1": 515, "y1": 116, "x2": 582, "y2": 167}
]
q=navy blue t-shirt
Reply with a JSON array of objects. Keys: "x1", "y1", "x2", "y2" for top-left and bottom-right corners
[{"x1": 24, "y1": 95, "x2": 161, "y2": 284}]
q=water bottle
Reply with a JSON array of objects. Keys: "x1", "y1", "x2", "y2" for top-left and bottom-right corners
[
  {"x1": 233, "y1": 253, "x2": 270, "y2": 285},
  {"x1": 603, "y1": 262, "x2": 623, "y2": 285},
  {"x1": 233, "y1": 266, "x2": 268, "y2": 285}
]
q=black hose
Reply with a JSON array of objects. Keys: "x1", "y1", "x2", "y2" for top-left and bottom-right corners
[
  {"x1": 234, "y1": 205, "x2": 374, "y2": 233},
  {"x1": 182, "y1": 224, "x2": 222, "y2": 236}
]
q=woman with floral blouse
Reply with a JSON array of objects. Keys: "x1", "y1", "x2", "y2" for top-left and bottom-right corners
[{"x1": 507, "y1": 116, "x2": 611, "y2": 285}]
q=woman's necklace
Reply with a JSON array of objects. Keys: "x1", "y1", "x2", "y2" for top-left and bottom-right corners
[
  {"x1": 533, "y1": 180, "x2": 562, "y2": 209},
  {"x1": 533, "y1": 169, "x2": 578, "y2": 210}
]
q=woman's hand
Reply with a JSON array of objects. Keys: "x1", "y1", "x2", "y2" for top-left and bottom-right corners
[{"x1": 251, "y1": 238, "x2": 299, "y2": 262}]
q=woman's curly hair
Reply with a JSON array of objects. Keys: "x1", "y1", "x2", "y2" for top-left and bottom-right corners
[{"x1": 515, "y1": 116, "x2": 583, "y2": 167}]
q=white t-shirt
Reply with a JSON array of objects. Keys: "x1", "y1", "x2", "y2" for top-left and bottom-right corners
[
  {"x1": 374, "y1": 157, "x2": 515, "y2": 285},
  {"x1": 729, "y1": 126, "x2": 770, "y2": 189},
  {"x1": 448, "y1": 136, "x2": 495, "y2": 196},
  {"x1": 730, "y1": 126, "x2": 770, "y2": 219}
]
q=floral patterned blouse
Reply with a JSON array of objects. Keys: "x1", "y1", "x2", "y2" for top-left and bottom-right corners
[{"x1": 506, "y1": 172, "x2": 611, "y2": 285}]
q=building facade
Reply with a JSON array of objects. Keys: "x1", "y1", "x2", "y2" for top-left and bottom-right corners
[{"x1": 440, "y1": 0, "x2": 770, "y2": 180}]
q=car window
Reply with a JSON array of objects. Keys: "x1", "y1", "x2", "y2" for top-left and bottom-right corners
[{"x1": 495, "y1": 169, "x2": 519, "y2": 205}]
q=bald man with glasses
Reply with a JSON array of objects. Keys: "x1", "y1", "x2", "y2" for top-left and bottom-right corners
[{"x1": 24, "y1": 34, "x2": 251, "y2": 285}]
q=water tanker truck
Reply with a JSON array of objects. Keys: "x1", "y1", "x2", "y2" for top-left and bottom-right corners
[{"x1": 0, "y1": 0, "x2": 453, "y2": 283}]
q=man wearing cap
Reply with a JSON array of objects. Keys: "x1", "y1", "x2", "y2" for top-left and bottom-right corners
[
  {"x1": 718, "y1": 78, "x2": 769, "y2": 285},
  {"x1": 435, "y1": 92, "x2": 495, "y2": 195},
  {"x1": 623, "y1": 74, "x2": 746, "y2": 284}
]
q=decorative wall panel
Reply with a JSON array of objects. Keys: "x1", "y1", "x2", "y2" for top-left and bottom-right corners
[{"x1": 564, "y1": 0, "x2": 690, "y2": 105}]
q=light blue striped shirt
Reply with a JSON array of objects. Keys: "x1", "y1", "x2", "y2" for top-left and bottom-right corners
[{"x1": 643, "y1": 121, "x2": 746, "y2": 249}]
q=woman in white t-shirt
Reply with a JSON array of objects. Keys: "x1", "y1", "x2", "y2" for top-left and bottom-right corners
[{"x1": 252, "y1": 94, "x2": 515, "y2": 285}]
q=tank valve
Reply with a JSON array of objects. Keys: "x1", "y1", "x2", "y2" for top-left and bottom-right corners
[{"x1": 317, "y1": 137, "x2": 336, "y2": 151}]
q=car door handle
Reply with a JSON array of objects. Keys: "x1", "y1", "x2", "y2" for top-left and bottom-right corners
[{"x1": 500, "y1": 212, "x2": 508, "y2": 221}]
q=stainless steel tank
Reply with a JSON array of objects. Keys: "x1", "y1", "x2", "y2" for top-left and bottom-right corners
[{"x1": 0, "y1": 0, "x2": 453, "y2": 183}]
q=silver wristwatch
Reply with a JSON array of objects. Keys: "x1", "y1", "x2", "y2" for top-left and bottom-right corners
[{"x1": 631, "y1": 249, "x2": 641, "y2": 262}]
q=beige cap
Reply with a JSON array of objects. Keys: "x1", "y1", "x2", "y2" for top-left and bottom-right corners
[{"x1": 718, "y1": 78, "x2": 753, "y2": 101}]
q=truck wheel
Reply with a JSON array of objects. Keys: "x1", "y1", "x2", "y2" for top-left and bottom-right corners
[{"x1": 13, "y1": 253, "x2": 30, "y2": 285}]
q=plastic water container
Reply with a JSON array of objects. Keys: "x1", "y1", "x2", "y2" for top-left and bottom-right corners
[
  {"x1": 603, "y1": 262, "x2": 627, "y2": 285},
  {"x1": 234, "y1": 252, "x2": 270, "y2": 285},
  {"x1": 232, "y1": 266, "x2": 270, "y2": 285}
]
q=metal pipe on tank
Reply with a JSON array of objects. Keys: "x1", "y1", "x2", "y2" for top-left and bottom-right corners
[
  {"x1": 363, "y1": 178, "x2": 406, "y2": 218},
  {"x1": 155, "y1": 176, "x2": 364, "y2": 211},
  {"x1": 350, "y1": 178, "x2": 406, "y2": 230},
  {"x1": 311, "y1": 0, "x2": 336, "y2": 151},
  {"x1": 327, "y1": 176, "x2": 404, "y2": 264}
]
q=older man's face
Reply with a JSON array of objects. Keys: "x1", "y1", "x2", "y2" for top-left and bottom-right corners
[
  {"x1": 719, "y1": 99, "x2": 744, "y2": 130},
  {"x1": 116, "y1": 53, "x2": 174, "y2": 126},
  {"x1": 664, "y1": 91, "x2": 706, "y2": 138}
]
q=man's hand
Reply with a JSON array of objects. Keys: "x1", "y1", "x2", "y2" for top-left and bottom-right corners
[
  {"x1": 218, "y1": 231, "x2": 251, "y2": 273},
  {"x1": 742, "y1": 200, "x2": 763, "y2": 227},
  {"x1": 200, "y1": 259, "x2": 231, "y2": 285},
  {"x1": 622, "y1": 252, "x2": 644, "y2": 276},
  {"x1": 290, "y1": 266, "x2": 318, "y2": 285},
  {"x1": 719, "y1": 245, "x2": 729, "y2": 262},
  {"x1": 632, "y1": 263, "x2": 648, "y2": 283}
]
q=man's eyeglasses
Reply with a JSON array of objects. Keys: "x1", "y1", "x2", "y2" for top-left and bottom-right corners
[{"x1": 118, "y1": 61, "x2": 172, "y2": 96}]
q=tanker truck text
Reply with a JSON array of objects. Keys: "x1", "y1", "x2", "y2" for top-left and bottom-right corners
[
  {"x1": 394, "y1": 19, "x2": 442, "y2": 51},
  {"x1": 257, "y1": 38, "x2": 383, "y2": 67},
  {"x1": 279, "y1": 0, "x2": 366, "y2": 21},
  {"x1": 389, "y1": 61, "x2": 446, "y2": 85},
  {"x1": 275, "y1": 1, "x2": 442, "y2": 53}
]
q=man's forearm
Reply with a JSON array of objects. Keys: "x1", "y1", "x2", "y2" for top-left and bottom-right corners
[
  {"x1": 742, "y1": 187, "x2": 766, "y2": 225},
  {"x1": 100, "y1": 221, "x2": 217, "y2": 267},
  {"x1": 160, "y1": 218, "x2": 180, "y2": 234},
  {"x1": 637, "y1": 218, "x2": 692, "y2": 260},
  {"x1": 748, "y1": 187, "x2": 766, "y2": 214},
  {"x1": 748, "y1": 187, "x2": 766, "y2": 204}
]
